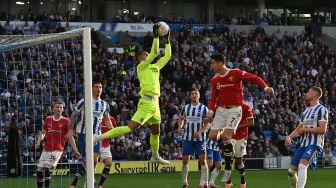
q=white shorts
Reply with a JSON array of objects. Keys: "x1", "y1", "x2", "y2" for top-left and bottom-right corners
[
  {"x1": 37, "y1": 150, "x2": 63, "y2": 169},
  {"x1": 211, "y1": 106, "x2": 242, "y2": 132},
  {"x1": 233, "y1": 139, "x2": 247, "y2": 157},
  {"x1": 100, "y1": 146, "x2": 112, "y2": 161}
]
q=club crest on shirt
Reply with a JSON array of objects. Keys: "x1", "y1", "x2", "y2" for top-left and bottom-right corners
[{"x1": 228, "y1": 76, "x2": 235, "y2": 81}]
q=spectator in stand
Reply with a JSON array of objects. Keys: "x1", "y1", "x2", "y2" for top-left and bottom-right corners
[
  {"x1": 4, "y1": 20, "x2": 13, "y2": 34},
  {"x1": 30, "y1": 20, "x2": 40, "y2": 34}
]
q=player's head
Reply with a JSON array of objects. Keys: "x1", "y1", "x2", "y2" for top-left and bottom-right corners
[
  {"x1": 304, "y1": 86, "x2": 322, "y2": 101},
  {"x1": 190, "y1": 88, "x2": 200, "y2": 103},
  {"x1": 137, "y1": 51, "x2": 149, "y2": 63},
  {"x1": 210, "y1": 53, "x2": 225, "y2": 72},
  {"x1": 52, "y1": 99, "x2": 65, "y2": 117},
  {"x1": 92, "y1": 78, "x2": 103, "y2": 99}
]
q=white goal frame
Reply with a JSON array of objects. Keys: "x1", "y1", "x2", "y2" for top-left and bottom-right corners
[{"x1": 0, "y1": 27, "x2": 94, "y2": 188}]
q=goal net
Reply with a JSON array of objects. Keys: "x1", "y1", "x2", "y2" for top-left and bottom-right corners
[{"x1": 0, "y1": 28, "x2": 95, "y2": 188}]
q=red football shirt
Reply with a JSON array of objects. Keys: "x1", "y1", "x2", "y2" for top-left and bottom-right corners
[
  {"x1": 101, "y1": 116, "x2": 117, "y2": 148},
  {"x1": 208, "y1": 69, "x2": 267, "y2": 112},
  {"x1": 232, "y1": 102, "x2": 253, "y2": 140},
  {"x1": 43, "y1": 116, "x2": 70, "y2": 151}
]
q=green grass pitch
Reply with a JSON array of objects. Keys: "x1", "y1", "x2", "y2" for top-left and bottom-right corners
[{"x1": 1, "y1": 168, "x2": 335, "y2": 188}]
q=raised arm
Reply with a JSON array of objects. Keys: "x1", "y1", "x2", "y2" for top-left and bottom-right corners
[
  {"x1": 137, "y1": 24, "x2": 160, "y2": 69},
  {"x1": 239, "y1": 70, "x2": 274, "y2": 94},
  {"x1": 155, "y1": 31, "x2": 172, "y2": 69}
]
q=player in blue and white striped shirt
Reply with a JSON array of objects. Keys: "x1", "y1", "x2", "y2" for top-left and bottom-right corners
[
  {"x1": 178, "y1": 88, "x2": 210, "y2": 188},
  {"x1": 70, "y1": 79, "x2": 113, "y2": 188},
  {"x1": 285, "y1": 86, "x2": 328, "y2": 188}
]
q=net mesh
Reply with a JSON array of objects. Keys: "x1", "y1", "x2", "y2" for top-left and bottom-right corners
[{"x1": 0, "y1": 29, "x2": 87, "y2": 187}]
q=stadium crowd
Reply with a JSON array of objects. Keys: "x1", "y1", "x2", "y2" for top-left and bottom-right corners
[
  {"x1": 3, "y1": 8, "x2": 336, "y2": 26},
  {"x1": 0, "y1": 22, "x2": 336, "y2": 167}
]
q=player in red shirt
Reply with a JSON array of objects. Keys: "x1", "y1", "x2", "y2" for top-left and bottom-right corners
[
  {"x1": 97, "y1": 116, "x2": 116, "y2": 188},
  {"x1": 206, "y1": 54, "x2": 274, "y2": 188},
  {"x1": 35, "y1": 100, "x2": 80, "y2": 188}
]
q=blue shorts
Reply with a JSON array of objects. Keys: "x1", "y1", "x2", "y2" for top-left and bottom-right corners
[
  {"x1": 78, "y1": 134, "x2": 100, "y2": 156},
  {"x1": 207, "y1": 149, "x2": 221, "y2": 162},
  {"x1": 291, "y1": 145, "x2": 322, "y2": 167},
  {"x1": 182, "y1": 140, "x2": 206, "y2": 156}
]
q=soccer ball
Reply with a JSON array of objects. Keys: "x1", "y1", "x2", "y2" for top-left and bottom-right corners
[{"x1": 157, "y1": 21, "x2": 170, "y2": 37}]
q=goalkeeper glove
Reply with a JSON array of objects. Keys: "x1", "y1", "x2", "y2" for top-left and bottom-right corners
[
  {"x1": 165, "y1": 30, "x2": 171, "y2": 44},
  {"x1": 153, "y1": 23, "x2": 160, "y2": 38}
]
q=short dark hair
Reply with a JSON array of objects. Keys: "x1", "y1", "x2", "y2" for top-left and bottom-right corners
[
  {"x1": 136, "y1": 51, "x2": 146, "y2": 62},
  {"x1": 210, "y1": 53, "x2": 225, "y2": 63},
  {"x1": 92, "y1": 75, "x2": 103, "y2": 86},
  {"x1": 311, "y1": 86, "x2": 323, "y2": 98}
]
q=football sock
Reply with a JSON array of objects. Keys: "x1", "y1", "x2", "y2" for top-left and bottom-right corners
[
  {"x1": 223, "y1": 140, "x2": 234, "y2": 169},
  {"x1": 44, "y1": 168, "x2": 51, "y2": 188},
  {"x1": 71, "y1": 165, "x2": 86, "y2": 186},
  {"x1": 182, "y1": 164, "x2": 189, "y2": 184},
  {"x1": 209, "y1": 167, "x2": 220, "y2": 184},
  {"x1": 224, "y1": 170, "x2": 232, "y2": 184},
  {"x1": 297, "y1": 163, "x2": 308, "y2": 188},
  {"x1": 238, "y1": 164, "x2": 246, "y2": 184},
  {"x1": 150, "y1": 133, "x2": 160, "y2": 157},
  {"x1": 288, "y1": 168, "x2": 298, "y2": 188},
  {"x1": 223, "y1": 140, "x2": 233, "y2": 184},
  {"x1": 98, "y1": 167, "x2": 110, "y2": 186},
  {"x1": 200, "y1": 165, "x2": 209, "y2": 185},
  {"x1": 102, "y1": 126, "x2": 131, "y2": 139},
  {"x1": 36, "y1": 169, "x2": 44, "y2": 188}
]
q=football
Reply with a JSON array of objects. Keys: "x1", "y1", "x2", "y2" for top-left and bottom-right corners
[{"x1": 157, "y1": 21, "x2": 170, "y2": 37}]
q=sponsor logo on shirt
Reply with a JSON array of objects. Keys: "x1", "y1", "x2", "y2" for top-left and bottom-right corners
[{"x1": 216, "y1": 83, "x2": 234, "y2": 89}]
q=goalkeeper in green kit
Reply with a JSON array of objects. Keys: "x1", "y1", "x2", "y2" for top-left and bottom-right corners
[{"x1": 95, "y1": 23, "x2": 171, "y2": 164}]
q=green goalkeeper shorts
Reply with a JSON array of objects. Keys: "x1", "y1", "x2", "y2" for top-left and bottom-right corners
[{"x1": 131, "y1": 96, "x2": 161, "y2": 125}]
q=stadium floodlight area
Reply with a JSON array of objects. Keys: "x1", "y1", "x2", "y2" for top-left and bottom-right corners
[{"x1": 0, "y1": 28, "x2": 94, "y2": 188}]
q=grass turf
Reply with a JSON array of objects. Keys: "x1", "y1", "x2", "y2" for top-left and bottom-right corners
[{"x1": 0, "y1": 168, "x2": 335, "y2": 188}]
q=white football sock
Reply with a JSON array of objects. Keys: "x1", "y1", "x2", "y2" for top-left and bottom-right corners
[
  {"x1": 297, "y1": 163, "x2": 308, "y2": 188},
  {"x1": 288, "y1": 168, "x2": 297, "y2": 188},
  {"x1": 200, "y1": 165, "x2": 209, "y2": 185},
  {"x1": 209, "y1": 167, "x2": 220, "y2": 184},
  {"x1": 181, "y1": 164, "x2": 189, "y2": 184}
]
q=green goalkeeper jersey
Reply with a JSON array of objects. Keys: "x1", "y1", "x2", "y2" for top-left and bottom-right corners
[{"x1": 137, "y1": 38, "x2": 171, "y2": 97}]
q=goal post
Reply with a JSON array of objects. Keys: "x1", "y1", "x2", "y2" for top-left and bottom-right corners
[
  {"x1": 0, "y1": 27, "x2": 94, "y2": 188},
  {"x1": 82, "y1": 27, "x2": 95, "y2": 188}
]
